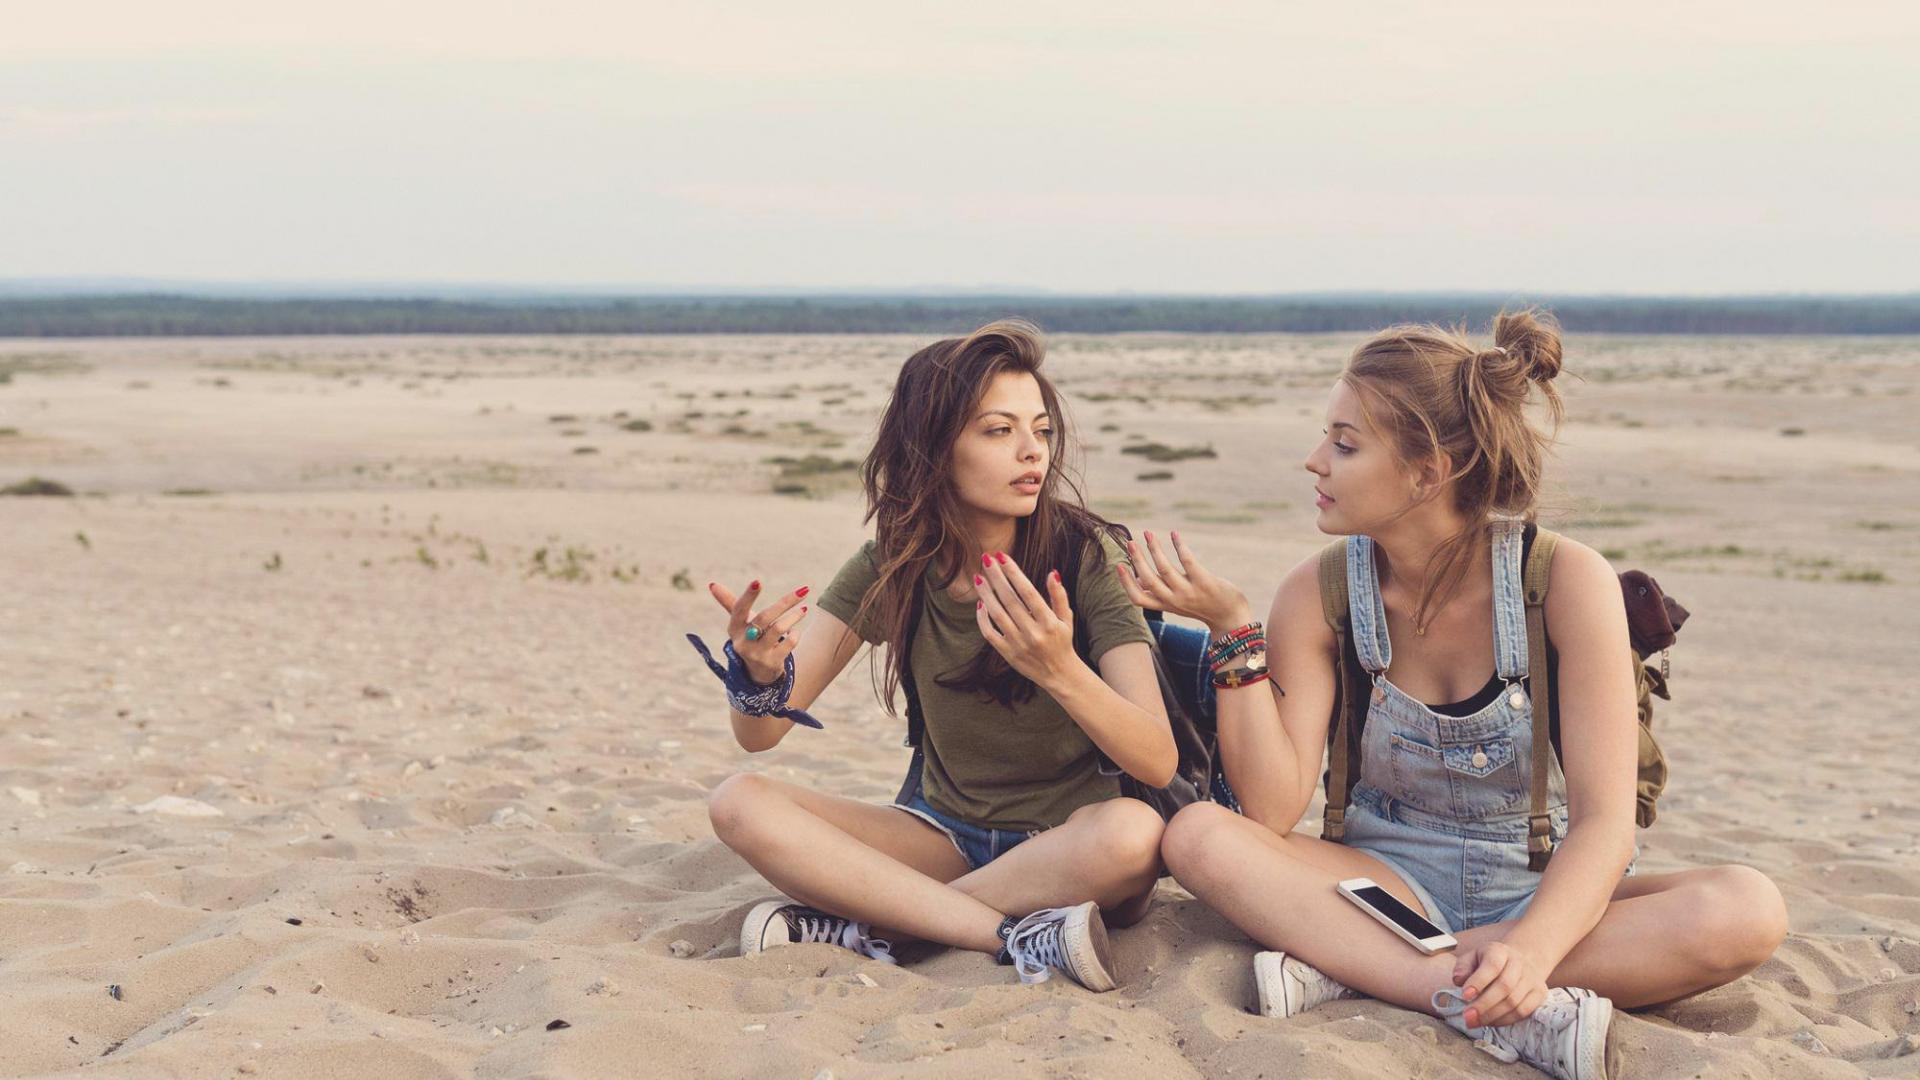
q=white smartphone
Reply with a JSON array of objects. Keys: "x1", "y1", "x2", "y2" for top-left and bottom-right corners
[{"x1": 1337, "y1": 877, "x2": 1457, "y2": 954}]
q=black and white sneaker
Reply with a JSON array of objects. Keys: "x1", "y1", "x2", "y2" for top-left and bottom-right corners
[
  {"x1": 1000, "y1": 901, "x2": 1117, "y2": 992},
  {"x1": 739, "y1": 900, "x2": 896, "y2": 963}
]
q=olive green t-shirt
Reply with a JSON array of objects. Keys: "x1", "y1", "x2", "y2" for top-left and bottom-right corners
[{"x1": 816, "y1": 534, "x2": 1154, "y2": 832}]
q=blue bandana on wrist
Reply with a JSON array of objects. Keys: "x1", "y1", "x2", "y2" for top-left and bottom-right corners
[{"x1": 685, "y1": 634, "x2": 824, "y2": 729}]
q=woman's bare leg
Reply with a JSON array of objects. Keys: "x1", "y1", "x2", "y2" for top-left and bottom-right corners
[
  {"x1": 1161, "y1": 802, "x2": 1461, "y2": 1012},
  {"x1": 944, "y1": 796, "x2": 1165, "y2": 927},
  {"x1": 709, "y1": 774, "x2": 1163, "y2": 952},
  {"x1": 1450, "y1": 866, "x2": 1787, "y2": 1008},
  {"x1": 1163, "y1": 803, "x2": 1788, "y2": 1016}
]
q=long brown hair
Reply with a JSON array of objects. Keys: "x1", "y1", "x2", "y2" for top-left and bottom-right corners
[
  {"x1": 1343, "y1": 307, "x2": 1566, "y2": 628},
  {"x1": 851, "y1": 319, "x2": 1118, "y2": 712}
]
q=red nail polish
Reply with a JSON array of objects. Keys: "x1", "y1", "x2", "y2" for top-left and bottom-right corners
[
  {"x1": 796, "y1": 586, "x2": 809, "y2": 598},
  {"x1": 974, "y1": 575, "x2": 984, "y2": 586},
  {"x1": 976, "y1": 600, "x2": 983, "y2": 609},
  {"x1": 982, "y1": 553, "x2": 992, "y2": 569},
  {"x1": 749, "y1": 580, "x2": 760, "y2": 591},
  {"x1": 800, "y1": 605, "x2": 808, "y2": 613},
  {"x1": 997, "y1": 552, "x2": 1009, "y2": 565},
  {"x1": 1050, "y1": 570, "x2": 1060, "y2": 583}
]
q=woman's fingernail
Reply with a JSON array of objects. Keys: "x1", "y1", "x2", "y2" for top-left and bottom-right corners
[
  {"x1": 997, "y1": 552, "x2": 1009, "y2": 565},
  {"x1": 1050, "y1": 570, "x2": 1060, "y2": 583},
  {"x1": 749, "y1": 580, "x2": 760, "y2": 591},
  {"x1": 795, "y1": 585, "x2": 809, "y2": 598},
  {"x1": 974, "y1": 575, "x2": 984, "y2": 586},
  {"x1": 1171, "y1": 530, "x2": 1180, "y2": 543},
  {"x1": 976, "y1": 600, "x2": 983, "y2": 609},
  {"x1": 982, "y1": 553, "x2": 992, "y2": 569},
  {"x1": 800, "y1": 605, "x2": 808, "y2": 613}
]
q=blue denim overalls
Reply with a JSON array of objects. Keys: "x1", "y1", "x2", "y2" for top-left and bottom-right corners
[{"x1": 1339, "y1": 521, "x2": 1570, "y2": 933}]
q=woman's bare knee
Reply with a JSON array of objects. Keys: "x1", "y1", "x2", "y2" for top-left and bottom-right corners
[
  {"x1": 1160, "y1": 801, "x2": 1240, "y2": 886},
  {"x1": 1071, "y1": 797, "x2": 1165, "y2": 876},
  {"x1": 707, "y1": 772, "x2": 781, "y2": 848},
  {"x1": 1652, "y1": 865, "x2": 1788, "y2": 983},
  {"x1": 1699, "y1": 865, "x2": 1788, "y2": 976}
]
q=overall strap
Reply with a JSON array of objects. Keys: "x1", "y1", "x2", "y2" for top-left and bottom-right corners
[
  {"x1": 1346, "y1": 536, "x2": 1392, "y2": 674},
  {"x1": 1318, "y1": 541, "x2": 1357, "y2": 843},
  {"x1": 1490, "y1": 520, "x2": 1530, "y2": 681},
  {"x1": 1521, "y1": 526, "x2": 1561, "y2": 871}
]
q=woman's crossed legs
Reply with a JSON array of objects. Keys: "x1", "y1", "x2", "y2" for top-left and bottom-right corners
[
  {"x1": 707, "y1": 772, "x2": 1164, "y2": 955},
  {"x1": 1161, "y1": 802, "x2": 1787, "y2": 1017}
]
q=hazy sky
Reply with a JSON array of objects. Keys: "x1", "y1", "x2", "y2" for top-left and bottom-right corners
[{"x1": 4, "y1": 2, "x2": 1916, "y2": 293}]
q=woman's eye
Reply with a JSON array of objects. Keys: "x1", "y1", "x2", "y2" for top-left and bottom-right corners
[
  {"x1": 1334, "y1": 442, "x2": 1356, "y2": 455},
  {"x1": 988, "y1": 427, "x2": 1011, "y2": 436},
  {"x1": 1035, "y1": 428, "x2": 1054, "y2": 438}
]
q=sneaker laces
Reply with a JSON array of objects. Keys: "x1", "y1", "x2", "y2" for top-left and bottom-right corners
[
  {"x1": 1431, "y1": 987, "x2": 1577, "y2": 1068},
  {"x1": 788, "y1": 908, "x2": 897, "y2": 964},
  {"x1": 1003, "y1": 907, "x2": 1071, "y2": 985}
]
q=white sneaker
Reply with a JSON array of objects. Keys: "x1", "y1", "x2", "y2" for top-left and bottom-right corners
[
  {"x1": 1002, "y1": 901, "x2": 1117, "y2": 992},
  {"x1": 1253, "y1": 951, "x2": 1362, "y2": 1017},
  {"x1": 739, "y1": 900, "x2": 896, "y2": 963},
  {"x1": 1431, "y1": 986, "x2": 1619, "y2": 1080}
]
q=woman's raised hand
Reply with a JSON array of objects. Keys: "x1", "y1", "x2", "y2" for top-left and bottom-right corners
[
  {"x1": 1116, "y1": 530, "x2": 1251, "y2": 635},
  {"x1": 708, "y1": 579, "x2": 811, "y2": 684},
  {"x1": 974, "y1": 551, "x2": 1079, "y2": 686}
]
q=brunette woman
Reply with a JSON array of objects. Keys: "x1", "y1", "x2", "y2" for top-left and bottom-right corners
[{"x1": 693, "y1": 320, "x2": 1173, "y2": 990}]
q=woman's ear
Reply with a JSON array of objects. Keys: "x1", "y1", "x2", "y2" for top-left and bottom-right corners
[{"x1": 1411, "y1": 451, "x2": 1456, "y2": 502}]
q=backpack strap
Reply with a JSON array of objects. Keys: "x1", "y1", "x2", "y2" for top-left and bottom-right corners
[
  {"x1": 893, "y1": 579, "x2": 929, "y2": 806},
  {"x1": 1521, "y1": 526, "x2": 1561, "y2": 871},
  {"x1": 1318, "y1": 540, "x2": 1359, "y2": 843}
]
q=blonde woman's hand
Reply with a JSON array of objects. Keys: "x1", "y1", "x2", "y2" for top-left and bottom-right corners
[
  {"x1": 1451, "y1": 940, "x2": 1550, "y2": 1028},
  {"x1": 1115, "y1": 530, "x2": 1252, "y2": 635},
  {"x1": 974, "y1": 551, "x2": 1079, "y2": 687},
  {"x1": 708, "y1": 579, "x2": 811, "y2": 684}
]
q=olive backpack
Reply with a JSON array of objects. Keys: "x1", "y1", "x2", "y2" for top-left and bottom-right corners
[{"x1": 1317, "y1": 524, "x2": 1690, "y2": 870}]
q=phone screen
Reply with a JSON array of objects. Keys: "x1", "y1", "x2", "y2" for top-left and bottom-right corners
[{"x1": 1352, "y1": 885, "x2": 1444, "y2": 939}]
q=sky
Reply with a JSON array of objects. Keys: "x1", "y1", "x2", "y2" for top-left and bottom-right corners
[{"x1": 3, "y1": 2, "x2": 1917, "y2": 294}]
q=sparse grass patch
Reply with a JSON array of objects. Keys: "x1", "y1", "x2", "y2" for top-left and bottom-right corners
[
  {"x1": 162, "y1": 488, "x2": 218, "y2": 497},
  {"x1": 1779, "y1": 427, "x2": 1806, "y2": 437},
  {"x1": 573, "y1": 446, "x2": 600, "y2": 455},
  {"x1": 1243, "y1": 499, "x2": 1291, "y2": 511},
  {"x1": 1838, "y1": 569, "x2": 1890, "y2": 583},
  {"x1": 621, "y1": 419, "x2": 653, "y2": 432},
  {"x1": 529, "y1": 545, "x2": 594, "y2": 582},
  {"x1": 1121, "y1": 442, "x2": 1217, "y2": 463},
  {"x1": 0, "y1": 427, "x2": 17, "y2": 437},
  {"x1": 1, "y1": 476, "x2": 73, "y2": 496},
  {"x1": 263, "y1": 552, "x2": 283, "y2": 572},
  {"x1": 1137, "y1": 470, "x2": 1176, "y2": 481},
  {"x1": 671, "y1": 568, "x2": 695, "y2": 591}
]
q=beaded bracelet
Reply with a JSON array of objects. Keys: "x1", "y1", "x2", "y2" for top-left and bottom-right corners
[
  {"x1": 1208, "y1": 635, "x2": 1268, "y2": 671},
  {"x1": 1209, "y1": 622, "x2": 1264, "y2": 651}
]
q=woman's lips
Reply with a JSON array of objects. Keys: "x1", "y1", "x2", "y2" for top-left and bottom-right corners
[{"x1": 1315, "y1": 489, "x2": 1334, "y2": 508}]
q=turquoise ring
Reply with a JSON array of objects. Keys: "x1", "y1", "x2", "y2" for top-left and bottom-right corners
[{"x1": 744, "y1": 626, "x2": 762, "y2": 641}]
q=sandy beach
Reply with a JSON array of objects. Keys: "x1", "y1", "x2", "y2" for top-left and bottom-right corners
[{"x1": 2, "y1": 332, "x2": 1918, "y2": 1078}]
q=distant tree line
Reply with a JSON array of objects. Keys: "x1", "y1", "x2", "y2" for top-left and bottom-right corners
[{"x1": 2, "y1": 294, "x2": 1917, "y2": 336}]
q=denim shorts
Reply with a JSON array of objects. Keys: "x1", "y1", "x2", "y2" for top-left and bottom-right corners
[{"x1": 893, "y1": 791, "x2": 1040, "y2": 872}]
